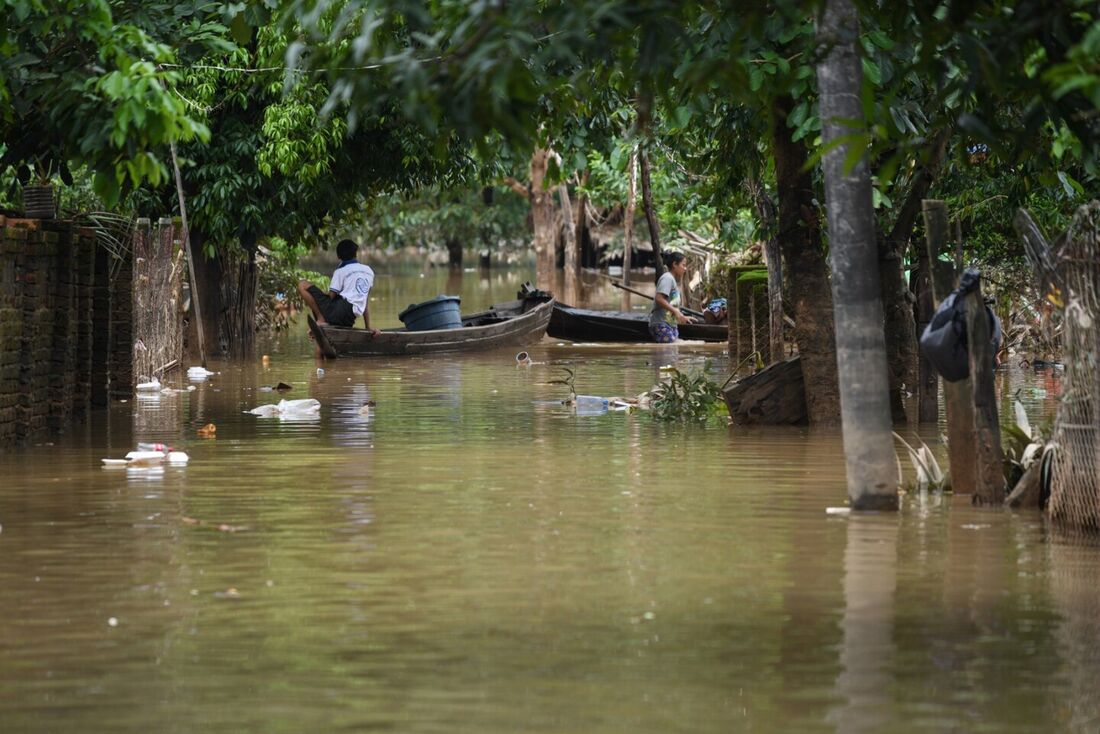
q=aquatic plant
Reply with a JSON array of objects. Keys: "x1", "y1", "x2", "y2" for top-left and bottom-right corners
[
  {"x1": 649, "y1": 367, "x2": 724, "y2": 424},
  {"x1": 893, "y1": 433, "x2": 949, "y2": 492},
  {"x1": 1003, "y1": 399, "x2": 1049, "y2": 488},
  {"x1": 548, "y1": 366, "x2": 578, "y2": 404}
]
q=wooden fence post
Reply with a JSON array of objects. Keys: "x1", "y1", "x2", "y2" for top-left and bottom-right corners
[
  {"x1": 963, "y1": 272, "x2": 1005, "y2": 504},
  {"x1": 922, "y1": 200, "x2": 978, "y2": 494}
]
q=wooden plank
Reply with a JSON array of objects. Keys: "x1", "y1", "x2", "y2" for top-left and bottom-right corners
[
  {"x1": 964, "y1": 277, "x2": 1005, "y2": 504},
  {"x1": 723, "y1": 356, "x2": 807, "y2": 425}
]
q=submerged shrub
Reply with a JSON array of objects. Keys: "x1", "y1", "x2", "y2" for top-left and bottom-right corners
[{"x1": 649, "y1": 366, "x2": 724, "y2": 424}]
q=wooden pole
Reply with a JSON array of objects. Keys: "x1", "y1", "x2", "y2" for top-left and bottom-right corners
[
  {"x1": 922, "y1": 201, "x2": 977, "y2": 494},
  {"x1": 963, "y1": 271, "x2": 1005, "y2": 504},
  {"x1": 605, "y1": 278, "x2": 705, "y2": 318},
  {"x1": 170, "y1": 141, "x2": 207, "y2": 368},
  {"x1": 915, "y1": 225, "x2": 937, "y2": 423}
]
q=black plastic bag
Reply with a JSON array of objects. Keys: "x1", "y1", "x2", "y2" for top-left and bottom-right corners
[{"x1": 920, "y1": 269, "x2": 1002, "y2": 382}]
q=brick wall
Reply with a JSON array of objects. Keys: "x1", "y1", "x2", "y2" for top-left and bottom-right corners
[{"x1": 0, "y1": 218, "x2": 133, "y2": 447}]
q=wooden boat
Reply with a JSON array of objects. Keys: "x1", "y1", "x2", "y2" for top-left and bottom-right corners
[
  {"x1": 548, "y1": 303, "x2": 728, "y2": 343},
  {"x1": 309, "y1": 297, "x2": 554, "y2": 357}
]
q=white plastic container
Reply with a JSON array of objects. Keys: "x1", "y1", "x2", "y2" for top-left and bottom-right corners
[{"x1": 125, "y1": 450, "x2": 166, "y2": 464}]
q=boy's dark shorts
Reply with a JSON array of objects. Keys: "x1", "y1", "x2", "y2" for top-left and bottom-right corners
[{"x1": 308, "y1": 286, "x2": 356, "y2": 327}]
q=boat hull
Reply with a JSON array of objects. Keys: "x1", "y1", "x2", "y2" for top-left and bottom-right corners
[
  {"x1": 315, "y1": 298, "x2": 554, "y2": 357},
  {"x1": 548, "y1": 304, "x2": 727, "y2": 343}
]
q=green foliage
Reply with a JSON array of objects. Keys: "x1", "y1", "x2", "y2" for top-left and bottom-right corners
[
  {"x1": 0, "y1": 0, "x2": 229, "y2": 204},
  {"x1": 256, "y1": 236, "x2": 324, "y2": 332},
  {"x1": 128, "y1": 10, "x2": 472, "y2": 256},
  {"x1": 351, "y1": 185, "x2": 529, "y2": 254},
  {"x1": 649, "y1": 366, "x2": 724, "y2": 424}
]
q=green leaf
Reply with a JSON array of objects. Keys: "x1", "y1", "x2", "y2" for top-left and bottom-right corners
[
  {"x1": 861, "y1": 57, "x2": 881, "y2": 86},
  {"x1": 230, "y1": 12, "x2": 252, "y2": 45}
]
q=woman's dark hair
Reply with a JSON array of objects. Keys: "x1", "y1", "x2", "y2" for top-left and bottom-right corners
[
  {"x1": 657, "y1": 251, "x2": 686, "y2": 282},
  {"x1": 663, "y1": 251, "x2": 686, "y2": 267},
  {"x1": 336, "y1": 239, "x2": 359, "y2": 260}
]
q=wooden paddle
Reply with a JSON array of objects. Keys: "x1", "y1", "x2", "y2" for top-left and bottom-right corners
[{"x1": 607, "y1": 279, "x2": 707, "y2": 319}]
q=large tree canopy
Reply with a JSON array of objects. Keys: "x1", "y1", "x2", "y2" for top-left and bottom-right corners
[{"x1": 0, "y1": 0, "x2": 234, "y2": 203}]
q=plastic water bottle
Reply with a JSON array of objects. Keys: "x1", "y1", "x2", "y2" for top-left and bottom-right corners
[
  {"x1": 574, "y1": 395, "x2": 610, "y2": 415},
  {"x1": 136, "y1": 442, "x2": 172, "y2": 454}
]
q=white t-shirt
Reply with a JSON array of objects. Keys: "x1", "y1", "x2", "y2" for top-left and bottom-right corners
[{"x1": 330, "y1": 261, "x2": 375, "y2": 316}]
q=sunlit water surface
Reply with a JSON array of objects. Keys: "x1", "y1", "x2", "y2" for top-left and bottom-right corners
[{"x1": 0, "y1": 267, "x2": 1096, "y2": 733}]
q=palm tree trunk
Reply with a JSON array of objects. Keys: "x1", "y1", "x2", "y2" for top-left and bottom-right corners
[{"x1": 816, "y1": 0, "x2": 897, "y2": 509}]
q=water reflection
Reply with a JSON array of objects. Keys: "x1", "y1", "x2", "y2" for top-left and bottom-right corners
[
  {"x1": 828, "y1": 515, "x2": 898, "y2": 734},
  {"x1": 1050, "y1": 534, "x2": 1100, "y2": 733}
]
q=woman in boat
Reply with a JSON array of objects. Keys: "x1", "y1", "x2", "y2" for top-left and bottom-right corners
[{"x1": 648, "y1": 251, "x2": 692, "y2": 343}]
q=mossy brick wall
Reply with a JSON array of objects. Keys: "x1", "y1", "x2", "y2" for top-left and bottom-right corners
[
  {"x1": 727, "y1": 266, "x2": 770, "y2": 364},
  {"x1": 0, "y1": 218, "x2": 132, "y2": 447}
]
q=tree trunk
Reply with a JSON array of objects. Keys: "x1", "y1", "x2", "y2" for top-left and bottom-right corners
[
  {"x1": 558, "y1": 183, "x2": 580, "y2": 305},
  {"x1": 224, "y1": 248, "x2": 257, "y2": 358},
  {"x1": 529, "y1": 148, "x2": 556, "y2": 289},
  {"x1": 748, "y1": 178, "x2": 784, "y2": 363},
  {"x1": 622, "y1": 148, "x2": 637, "y2": 310},
  {"x1": 639, "y1": 144, "x2": 665, "y2": 277},
  {"x1": 573, "y1": 171, "x2": 589, "y2": 276},
  {"x1": 188, "y1": 229, "x2": 226, "y2": 358},
  {"x1": 816, "y1": 0, "x2": 897, "y2": 509},
  {"x1": 772, "y1": 95, "x2": 840, "y2": 424},
  {"x1": 446, "y1": 237, "x2": 463, "y2": 268},
  {"x1": 879, "y1": 127, "x2": 953, "y2": 422}
]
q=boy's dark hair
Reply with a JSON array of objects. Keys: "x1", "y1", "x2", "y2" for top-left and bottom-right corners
[{"x1": 336, "y1": 239, "x2": 359, "y2": 261}]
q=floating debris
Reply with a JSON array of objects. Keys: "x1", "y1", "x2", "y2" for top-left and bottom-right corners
[
  {"x1": 247, "y1": 398, "x2": 321, "y2": 418},
  {"x1": 188, "y1": 366, "x2": 216, "y2": 379}
]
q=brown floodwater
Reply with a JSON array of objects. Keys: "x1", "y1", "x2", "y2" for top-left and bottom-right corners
[{"x1": 0, "y1": 265, "x2": 1096, "y2": 733}]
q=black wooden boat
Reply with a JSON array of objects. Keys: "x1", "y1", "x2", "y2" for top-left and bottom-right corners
[
  {"x1": 309, "y1": 297, "x2": 554, "y2": 357},
  {"x1": 548, "y1": 303, "x2": 727, "y2": 343}
]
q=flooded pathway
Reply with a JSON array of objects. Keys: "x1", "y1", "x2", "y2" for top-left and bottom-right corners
[{"x1": 0, "y1": 267, "x2": 1096, "y2": 732}]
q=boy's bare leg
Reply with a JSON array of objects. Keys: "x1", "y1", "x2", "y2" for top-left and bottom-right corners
[{"x1": 297, "y1": 279, "x2": 327, "y2": 324}]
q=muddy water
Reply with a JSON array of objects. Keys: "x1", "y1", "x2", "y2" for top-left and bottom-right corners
[{"x1": 0, "y1": 268, "x2": 1096, "y2": 733}]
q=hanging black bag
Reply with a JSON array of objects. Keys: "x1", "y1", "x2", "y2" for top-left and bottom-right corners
[{"x1": 920, "y1": 269, "x2": 1002, "y2": 382}]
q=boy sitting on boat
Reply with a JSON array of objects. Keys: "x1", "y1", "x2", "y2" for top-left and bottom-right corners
[{"x1": 298, "y1": 239, "x2": 380, "y2": 337}]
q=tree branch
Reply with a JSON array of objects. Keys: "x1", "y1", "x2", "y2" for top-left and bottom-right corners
[{"x1": 503, "y1": 176, "x2": 529, "y2": 199}]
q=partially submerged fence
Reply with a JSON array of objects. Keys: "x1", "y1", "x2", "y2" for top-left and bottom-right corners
[
  {"x1": 132, "y1": 218, "x2": 184, "y2": 384},
  {"x1": 1044, "y1": 202, "x2": 1100, "y2": 532}
]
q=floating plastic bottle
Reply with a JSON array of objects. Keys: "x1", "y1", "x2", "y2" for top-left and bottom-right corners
[
  {"x1": 136, "y1": 442, "x2": 172, "y2": 454},
  {"x1": 574, "y1": 395, "x2": 610, "y2": 415}
]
